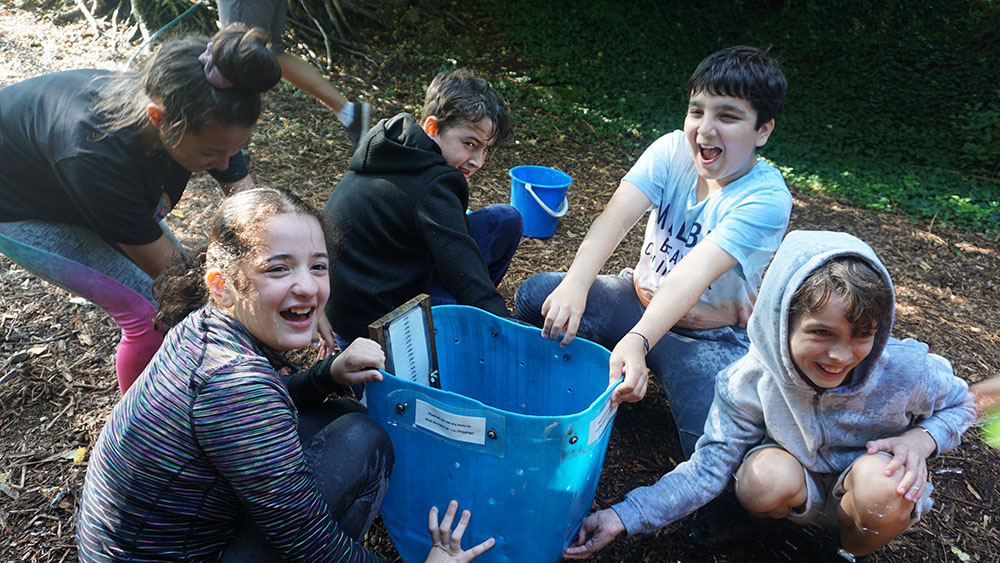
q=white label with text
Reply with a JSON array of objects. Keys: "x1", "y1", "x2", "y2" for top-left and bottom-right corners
[
  {"x1": 415, "y1": 399, "x2": 487, "y2": 445},
  {"x1": 588, "y1": 400, "x2": 618, "y2": 445}
]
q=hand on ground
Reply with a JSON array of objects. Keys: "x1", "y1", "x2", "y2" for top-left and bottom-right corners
[{"x1": 564, "y1": 508, "x2": 626, "y2": 559}]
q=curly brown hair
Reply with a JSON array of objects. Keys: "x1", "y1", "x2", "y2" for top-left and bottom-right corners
[
  {"x1": 153, "y1": 188, "x2": 336, "y2": 329},
  {"x1": 788, "y1": 256, "x2": 892, "y2": 337}
]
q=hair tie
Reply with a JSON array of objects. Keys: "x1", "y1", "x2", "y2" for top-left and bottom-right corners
[{"x1": 198, "y1": 42, "x2": 233, "y2": 89}]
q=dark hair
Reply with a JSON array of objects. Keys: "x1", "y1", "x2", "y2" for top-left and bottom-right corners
[
  {"x1": 95, "y1": 24, "x2": 282, "y2": 146},
  {"x1": 422, "y1": 69, "x2": 513, "y2": 148},
  {"x1": 687, "y1": 46, "x2": 787, "y2": 129},
  {"x1": 788, "y1": 256, "x2": 892, "y2": 337},
  {"x1": 154, "y1": 188, "x2": 336, "y2": 328}
]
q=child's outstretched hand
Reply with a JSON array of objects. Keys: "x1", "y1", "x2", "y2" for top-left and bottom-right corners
[
  {"x1": 329, "y1": 338, "x2": 385, "y2": 387},
  {"x1": 426, "y1": 500, "x2": 494, "y2": 562},
  {"x1": 564, "y1": 508, "x2": 626, "y2": 559},
  {"x1": 540, "y1": 277, "x2": 589, "y2": 347},
  {"x1": 865, "y1": 427, "x2": 937, "y2": 503}
]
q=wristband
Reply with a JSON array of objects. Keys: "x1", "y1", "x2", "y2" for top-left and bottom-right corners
[{"x1": 626, "y1": 331, "x2": 650, "y2": 354}]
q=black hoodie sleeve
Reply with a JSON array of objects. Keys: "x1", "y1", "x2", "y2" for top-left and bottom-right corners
[
  {"x1": 284, "y1": 355, "x2": 352, "y2": 407},
  {"x1": 414, "y1": 170, "x2": 512, "y2": 319}
]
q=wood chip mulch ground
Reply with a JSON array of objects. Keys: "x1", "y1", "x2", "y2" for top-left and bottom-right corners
[{"x1": 1, "y1": 6, "x2": 998, "y2": 562}]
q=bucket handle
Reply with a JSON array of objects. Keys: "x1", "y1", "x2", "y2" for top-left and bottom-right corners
[{"x1": 525, "y1": 183, "x2": 568, "y2": 218}]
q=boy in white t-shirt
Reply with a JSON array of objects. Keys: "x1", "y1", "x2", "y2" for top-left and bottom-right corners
[{"x1": 515, "y1": 45, "x2": 792, "y2": 457}]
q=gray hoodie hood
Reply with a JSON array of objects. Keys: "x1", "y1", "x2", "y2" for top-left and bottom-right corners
[{"x1": 748, "y1": 230, "x2": 895, "y2": 391}]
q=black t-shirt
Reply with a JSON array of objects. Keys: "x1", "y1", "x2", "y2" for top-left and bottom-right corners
[{"x1": 0, "y1": 69, "x2": 248, "y2": 245}]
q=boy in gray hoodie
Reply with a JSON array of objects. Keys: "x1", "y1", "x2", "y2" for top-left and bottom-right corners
[{"x1": 565, "y1": 230, "x2": 975, "y2": 560}]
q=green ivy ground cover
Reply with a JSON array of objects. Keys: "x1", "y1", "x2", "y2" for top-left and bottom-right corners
[{"x1": 489, "y1": 0, "x2": 1000, "y2": 233}]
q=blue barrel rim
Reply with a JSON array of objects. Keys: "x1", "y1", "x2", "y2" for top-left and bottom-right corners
[
  {"x1": 377, "y1": 305, "x2": 617, "y2": 422},
  {"x1": 376, "y1": 369, "x2": 618, "y2": 423},
  {"x1": 509, "y1": 164, "x2": 573, "y2": 189}
]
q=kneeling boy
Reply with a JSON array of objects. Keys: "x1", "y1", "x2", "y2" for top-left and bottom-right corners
[
  {"x1": 325, "y1": 69, "x2": 521, "y2": 346},
  {"x1": 565, "y1": 231, "x2": 976, "y2": 560}
]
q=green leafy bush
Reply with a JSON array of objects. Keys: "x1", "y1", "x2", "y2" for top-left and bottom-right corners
[{"x1": 490, "y1": 0, "x2": 1000, "y2": 233}]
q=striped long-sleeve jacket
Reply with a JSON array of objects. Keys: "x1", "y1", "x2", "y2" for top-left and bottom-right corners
[{"x1": 76, "y1": 305, "x2": 386, "y2": 562}]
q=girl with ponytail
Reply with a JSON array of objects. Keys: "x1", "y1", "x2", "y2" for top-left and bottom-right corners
[{"x1": 0, "y1": 24, "x2": 281, "y2": 392}]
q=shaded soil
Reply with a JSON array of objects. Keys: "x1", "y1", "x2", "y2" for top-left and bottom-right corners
[{"x1": 2, "y1": 4, "x2": 999, "y2": 562}]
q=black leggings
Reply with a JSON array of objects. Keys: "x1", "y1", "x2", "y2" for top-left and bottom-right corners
[{"x1": 220, "y1": 399, "x2": 394, "y2": 561}]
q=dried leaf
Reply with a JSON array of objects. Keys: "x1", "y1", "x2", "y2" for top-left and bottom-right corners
[
  {"x1": 0, "y1": 482, "x2": 18, "y2": 500},
  {"x1": 27, "y1": 345, "x2": 47, "y2": 356},
  {"x1": 68, "y1": 296, "x2": 88, "y2": 305},
  {"x1": 950, "y1": 545, "x2": 971, "y2": 562}
]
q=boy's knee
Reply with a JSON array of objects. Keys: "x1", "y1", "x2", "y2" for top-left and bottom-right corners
[
  {"x1": 494, "y1": 203, "x2": 522, "y2": 223},
  {"x1": 486, "y1": 204, "x2": 524, "y2": 238},
  {"x1": 843, "y1": 454, "x2": 914, "y2": 529},
  {"x1": 846, "y1": 454, "x2": 897, "y2": 497},
  {"x1": 735, "y1": 448, "x2": 805, "y2": 514}
]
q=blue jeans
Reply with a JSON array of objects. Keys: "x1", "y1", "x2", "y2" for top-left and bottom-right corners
[
  {"x1": 514, "y1": 270, "x2": 750, "y2": 458},
  {"x1": 220, "y1": 399, "x2": 393, "y2": 561}
]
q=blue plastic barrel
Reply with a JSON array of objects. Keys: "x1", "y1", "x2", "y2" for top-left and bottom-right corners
[
  {"x1": 366, "y1": 305, "x2": 618, "y2": 563},
  {"x1": 509, "y1": 165, "x2": 572, "y2": 238}
]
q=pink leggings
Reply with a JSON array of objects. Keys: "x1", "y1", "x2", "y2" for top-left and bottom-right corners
[{"x1": 0, "y1": 222, "x2": 165, "y2": 393}]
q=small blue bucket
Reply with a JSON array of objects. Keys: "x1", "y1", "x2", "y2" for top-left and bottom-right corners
[
  {"x1": 366, "y1": 305, "x2": 618, "y2": 563},
  {"x1": 509, "y1": 165, "x2": 572, "y2": 238}
]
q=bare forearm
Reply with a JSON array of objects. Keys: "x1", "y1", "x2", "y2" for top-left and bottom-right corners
[
  {"x1": 119, "y1": 234, "x2": 180, "y2": 279},
  {"x1": 565, "y1": 181, "x2": 649, "y2": 286},
  {"x1": 632, "y1": 240, "x2": 738, "y2": 346},
  {"x1": 563, "y1": 218, "x2": 627, "y2": 287}
]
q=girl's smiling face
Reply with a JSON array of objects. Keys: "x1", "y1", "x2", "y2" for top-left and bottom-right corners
[
  {"x1": 789, "y1": 294, "x2": 876, "y2": 389},
  {"x1": 212, "y1": 213, "x2": 330, "y2": 352}
]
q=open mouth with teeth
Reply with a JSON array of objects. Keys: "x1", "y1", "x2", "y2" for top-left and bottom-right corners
[
  {"x1": 699, "y1": 144, "x2": 722, "y2": 163},
  {"x1": 816, "y1": 363, "x2": 849, "y2": 377},
  {"x1": 280, "y1": 306, "x2": 314, "y2": 322}
]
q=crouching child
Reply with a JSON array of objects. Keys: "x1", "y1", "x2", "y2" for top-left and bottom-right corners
[{"x1": 565, "y1": 230, "x2": 976, "y2": 560}]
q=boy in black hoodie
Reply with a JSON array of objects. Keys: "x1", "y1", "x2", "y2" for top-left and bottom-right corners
[{"x1": 324, "y1": 69, "x2": 520, "y2": 346}]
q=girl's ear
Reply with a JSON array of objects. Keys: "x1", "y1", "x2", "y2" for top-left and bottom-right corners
[
  {"x1": 146, "y1": 102, "x2": 166, "y2": 128},
  {"x1": 206, "y1": 269, "x2": 235, "y2": 309},
  {"x1": 421, "y1": 115, "x2": 439, "y2": 138}
]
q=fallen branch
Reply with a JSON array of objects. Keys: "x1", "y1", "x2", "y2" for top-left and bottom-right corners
[
  {"x1": 74, "y1": 0, "x2": 102, "y2": 36},
  {"x1": 933, "y1": 490, "x2": 994, "y2": 512}
]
